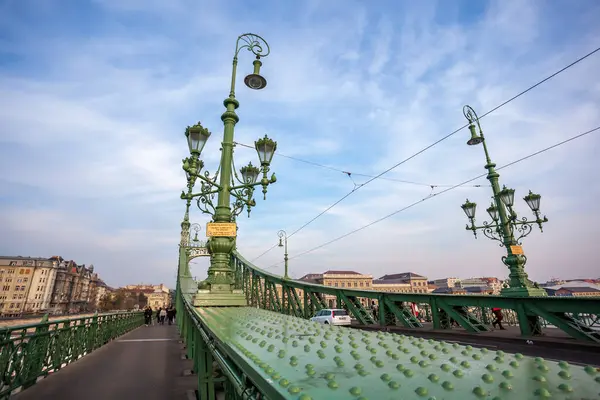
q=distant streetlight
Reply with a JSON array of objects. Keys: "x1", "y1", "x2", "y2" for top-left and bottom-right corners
[
  {"x1": 277, "y1": 230, "x2": 289, "y2": 279},
  {"x1": 459, "y1": 105, "x2": 548, "y2": 298}
]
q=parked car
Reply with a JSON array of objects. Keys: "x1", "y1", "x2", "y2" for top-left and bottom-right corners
[{"x1": 310, "y1": 309, "x2": 352, "y2": 326}]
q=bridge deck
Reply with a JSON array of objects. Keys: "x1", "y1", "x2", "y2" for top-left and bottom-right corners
[
  {"x1": 13, "y1": 324, "x2": 187, "y2": 400},
  {"x1": 196, "y1": 307, "x2": 600, "y2": 400}
]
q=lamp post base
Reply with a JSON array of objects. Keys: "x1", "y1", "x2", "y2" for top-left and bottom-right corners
[
  {"x1": 193, "y1": 287, "x2": 247, "y2": 307},
  {"x1": 500, "y1": 286, "x2": 548, "y2": 297}
]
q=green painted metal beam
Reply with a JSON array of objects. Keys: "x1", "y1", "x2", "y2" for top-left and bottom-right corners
[{"x1": 197, "y1": 307, "x2": 600, "y2": 400}]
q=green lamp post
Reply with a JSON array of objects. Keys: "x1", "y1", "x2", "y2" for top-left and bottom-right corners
[
  {"x1": 277, "y1": 230, "x2": 289, "y2": 280},
  {"x1": 459, "y1": 105, "x2": 548, "y2": 298},
  {"x1": 181, "y1": 33, "x2": 277, "y2": 307}
]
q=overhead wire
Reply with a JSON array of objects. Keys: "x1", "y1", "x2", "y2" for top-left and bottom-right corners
[
  {"x1": 262, "y1": 125, "x2": 600, "y2": 270},
  {"x1": 235, "y1": 141, "x2": 484, "y2": 188},
  {"x1": 248, "y1": 45, "x2": 600, "y2": 261}
]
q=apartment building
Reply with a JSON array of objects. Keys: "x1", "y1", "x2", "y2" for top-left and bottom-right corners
[{"x1": 0, "y1": 256, "x2": 60, "y2": 316}]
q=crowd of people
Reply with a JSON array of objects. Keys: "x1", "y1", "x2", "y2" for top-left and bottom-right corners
[{"x1": 143, "y1": 305, "x2": 176, "y2": 326}]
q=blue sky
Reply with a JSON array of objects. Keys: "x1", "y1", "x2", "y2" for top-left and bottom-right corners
[{"x1": 0, "y1": 0, "x2": 599, "y2": 287}]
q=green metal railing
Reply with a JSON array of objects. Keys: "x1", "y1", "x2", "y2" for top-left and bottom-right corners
[
  {"x1": 0, "y1": 311, "x2": 144, "y2": 399},
  {"x1": 231, "y1": 252, "x2": 600, "y2": 343}
]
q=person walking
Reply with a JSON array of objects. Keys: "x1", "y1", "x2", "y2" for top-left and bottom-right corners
[
  {"x1": 492, "y1": 308, "x2": 505, "y2": 330},
  {"x1": 143, "y1": 306, "x2": 153, "y2": 326},
  {"x1": 159, "y1": 307, "x2": 167, "y2": 325},
  {"x1": 166, "y1": 307, "x2": 175, "y2": 325}
]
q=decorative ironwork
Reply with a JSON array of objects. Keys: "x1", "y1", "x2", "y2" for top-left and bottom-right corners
[
  {"x1": 0, "y1": 312, "x2": 143, "y2": 398},
  {"x1": 235, "y1": 33, "x2": 271, "y2": 59}
]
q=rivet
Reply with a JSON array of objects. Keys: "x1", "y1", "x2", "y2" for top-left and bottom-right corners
[
  {"x1": 325, "y1": 372, "x2": 335, "y2": 381},
  {"x1": 453, "y1": 370, "x2": 463, "y2": 378},
  {"x1": 297, "y1": 394, "x2": 312, "y2": 400},
  {"x1": 533, "y1": 388, "x2": 551, "y2": 398},
  {"x1": 403, "y1": 369, "x2": 414, "y2": 378},
  {"x1": 486, "y1": 364, "x2": 497, "y2": 372},
  {"x1": 557, "y1": 383, "x2": 573, "y2": 392},
  {"x1": 288, "y1": 386, "x2": 301, "y2": 395},
  {"x1": 558, "y1": 370, "x2": 571, "y2": 380},
  {"x1": 442, "y1": 381, "x2": 454, "y2": 391},
  {"x1": 304, "y1": 345, "x2": 311, "y2": 352},
  {"x1": 502, "y1": 370, "x2": 513, "y2": 379},
  {"x1": 327, "y1": 381, "x2": 339, "y2": 389},
  {"x1": 460, "y1": 361, "x2": 470, "y2": 368},
  {"x1": 498, "y1": 381, "x2": 511, "y2": 391},
  {"x1": 472, "y1": 387, "x2": 486, "y2": 398},
  {"x1": 481, "y1": 374, "x2": 494, "y2": 384},
  {"x1": 279, "y1": 378, "x2": 290, "y2": 388},
  {"x1": 472, "y1": 354, "x2": 481, "y2": 360},
  {"x1": 419, "y1": 360, "x2": 428, "y2": 368},
  {"x1": 415, "y1": 387, "x2": 428, "y2": 396},
  {"x1": 380, "y1": 373, "x2": 391, "y2": 382},
  {"x1": 317, "y1": 350, "x2": 326, "y2": 359},
  {"x1": 388, "y1": 381, "x2": 400, "y2": 390},
  {"x1": 449, "y1": 357, "x2": 458, "y2": 364},
  {"x1": 349, "y1": 387, "x2": 362, "y2": 396},
  {"x1": 584, "y1": 365, "x2": 596, "y2": 375},
  {"x1": 396, "y1": 364, "x2": 405, "y2": 372},
  {"x1": 537, "y1": 364, "x2": 549, "y2": 373},
  {"x1": 441, "y1": 363, "x2": 451, "y2": 372},
  {"x1": 410, "y1": 356, "x2": 419, "y2": 364},
  {"x1": 428, "y1": 374, "x2": 439, "y2": 383}
]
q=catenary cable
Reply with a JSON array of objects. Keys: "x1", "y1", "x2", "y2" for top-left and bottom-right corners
[
  {"x1": 261, "y1": 125, "x2": 600, "y2": 269},
  {"x1": 251, "y1": 45, "x2": 600, "y2": 261},
  {"x1": 234, "y1": 141, "x2": 484, "y2": 188}
]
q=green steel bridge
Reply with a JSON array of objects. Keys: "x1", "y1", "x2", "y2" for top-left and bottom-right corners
[
  {"x1": 2, "y1": 33, "x2": 600, "y2": 399},
  {"x1": 2, "y1": 242, "x2": 599, "y2": 399}
]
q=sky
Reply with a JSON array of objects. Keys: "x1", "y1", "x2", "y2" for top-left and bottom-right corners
[{"x1": 0, "y1": 0, "x2": 599, "y2": 288}]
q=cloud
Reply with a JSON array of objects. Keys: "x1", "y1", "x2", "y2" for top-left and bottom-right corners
[{"x1": 0, "y1": 0, "x2": 599, "y2": 289}]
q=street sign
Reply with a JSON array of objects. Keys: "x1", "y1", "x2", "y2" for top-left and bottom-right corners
[
  {"x1": 510, "y1": 245, "x2": 524, "y2": 255},
  {"x1": 206, "y1": 222, "x2": 237, "y2": 237}
]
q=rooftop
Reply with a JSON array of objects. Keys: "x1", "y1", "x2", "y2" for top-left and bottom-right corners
[
  {"x1": 372, "y1": 279, "x2": 410, "y2": 285},
  {"x1": 322, "y1": 270, "x2": 363, "y2": 275},
  {"x1": 379, "y1": 272, "x2": 427, "y2": 281}
]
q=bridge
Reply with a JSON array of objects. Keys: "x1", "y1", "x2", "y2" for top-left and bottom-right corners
[{"x1": 2, "y1": 33, "x2": 600, "y2": 399}]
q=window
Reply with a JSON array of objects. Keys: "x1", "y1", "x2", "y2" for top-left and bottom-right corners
[
  {"x1": 341, "y1": 282, "x2": 345, "y2": 288},
  {"x1": 354, "y1": 282, "x2": 358, "y2": 287},
  {"x1": 360, "y1": 282, "x2": 364, "y2": 287},
  {"x1": 366, "y1": 283, "x2": 370, "y2": 287},
  {"x1": 332, "y1": 310, "x2": 348, "y2": 317}
]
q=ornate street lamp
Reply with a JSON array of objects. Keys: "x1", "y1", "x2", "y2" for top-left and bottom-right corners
[
  {"x1": 459, "y1": 105, "x2": 548, "y2": 298},
  {"x1": 180, "y1": 33, "x2": 277, "y2": 307},
  {"x1": 277, "y1": 230, "x2": 289, "y2": 279}
]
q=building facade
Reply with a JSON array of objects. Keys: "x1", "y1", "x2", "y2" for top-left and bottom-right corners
[
  {"x1": 0, "y1": 256, "x2": 58, "y2": 316},
  {"x1": 377, "y1": 272, "x2": 430, "y2": 293}
]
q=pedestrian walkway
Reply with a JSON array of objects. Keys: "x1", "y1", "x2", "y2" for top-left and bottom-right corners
[{"x1": 13, "y1": 324, "x2": 189, "y2": 400}]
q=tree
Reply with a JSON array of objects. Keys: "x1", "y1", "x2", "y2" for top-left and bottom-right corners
[{"x1": 138, "y1": 293, "x2": 148, "y2": 308}]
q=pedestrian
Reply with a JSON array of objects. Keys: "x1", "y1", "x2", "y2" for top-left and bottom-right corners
[
  {"x1": 143, "y1": 306, "x2": 153, "y2": 326},
  {"x1": 156, "y1": 307, "x2": 161, "y2": 325},
  {"x1": 492, "y1": 307, "x2": 505, "y2": 330},
  {"x1": 159, "y1": 308, "x2": 167, "y2": 325},
  {"x1": 166, "y1": 307, "x2": 175, "y2": 325}
]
